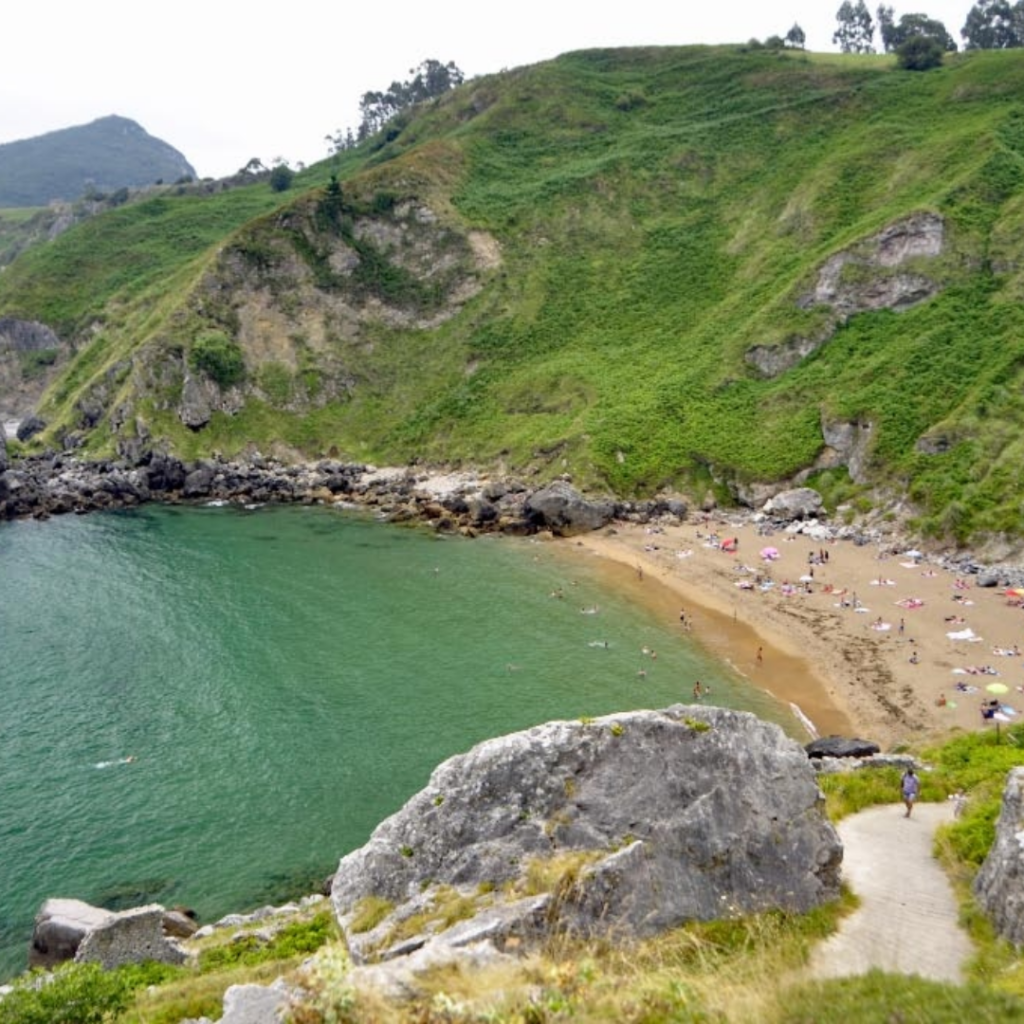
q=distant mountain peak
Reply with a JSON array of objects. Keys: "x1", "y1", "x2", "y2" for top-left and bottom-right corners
[{"x1": 0, "y1": 116, "x2": 197, "y2": 207}]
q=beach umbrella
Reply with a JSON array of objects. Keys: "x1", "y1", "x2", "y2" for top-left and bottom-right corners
[
  {"x1": 993, "y1": 711, "x2": 1012, "y2": 723},
  {"x1": 760, "y1": 546, "x2": 780, "y2": 561},
  {"x1": 799, "y1": 574, "x2": 814, "y2": 582},
  {"x1": 904, "y1": 549, "x2": 923, "y2": 559},
  {"x1": 986, "y1": 682, "x2": 1009, "y2": 695}
]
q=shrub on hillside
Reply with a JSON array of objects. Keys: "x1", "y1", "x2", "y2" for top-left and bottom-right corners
[
  {"x1": 189, "y1": 330, "x2": 246, "y2": 388},
  {"x1": 0, "y1": 961, "x2": 178, "y2": 1024},
  {"x1": 269, "y1": 164, "x2": 294, "y2": 193},
  {"x1": 897, "y1": 36, "x2": 945, "y2": 70}
]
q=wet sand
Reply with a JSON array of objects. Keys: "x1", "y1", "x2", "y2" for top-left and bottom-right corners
[{"x1": 559, "y1": 519, "x2": 1024, "y2": 748}]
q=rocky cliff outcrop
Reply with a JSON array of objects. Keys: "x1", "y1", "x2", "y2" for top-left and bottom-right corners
[
  {"x1": 974, "y1": 767, "x2": 1024, "y2": 946},
  {"x1": 745, "y1": 212, "x2": 945, "y2": 379},
  {"x1": 331, "y1": 706, "x2": 842, "y2": 964},
  {"x1": 0, "y1": 317, "x2": 69, "y2": 424},
  {"x1": 161, "y1": 188, "x2": 501, "y2": 434}
]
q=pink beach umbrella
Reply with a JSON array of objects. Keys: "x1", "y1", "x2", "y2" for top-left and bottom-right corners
[{"x1": 760, "y1": 546, "x2": 780, "y2": 561}]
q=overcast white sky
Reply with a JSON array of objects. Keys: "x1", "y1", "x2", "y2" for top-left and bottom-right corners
[{"x1": 0, "y1": 1, "x2": 977, "y2": 179}]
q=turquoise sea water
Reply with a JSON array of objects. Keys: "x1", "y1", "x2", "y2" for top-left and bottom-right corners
[{"x1": 0, "y1": 503, "x2": 787, "y2": 981}]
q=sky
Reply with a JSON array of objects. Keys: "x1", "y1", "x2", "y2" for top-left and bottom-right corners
[{"x1": 1, "y1": 1, "x2": 978, "y2": 180}]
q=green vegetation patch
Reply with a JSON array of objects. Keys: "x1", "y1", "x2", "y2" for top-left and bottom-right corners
[
  {"x1": 196, "y1": 909, "x2": 335, "y2": 971},
  {"x1": 0, "y1": 960, "x2": 182, "y2": 1024},
  {"x1": 189, "y1": 329, "x2": 246, "y2": 389},
  {"x1": 776, "y1": 971, "x2": 1024, "y2": 1023}
]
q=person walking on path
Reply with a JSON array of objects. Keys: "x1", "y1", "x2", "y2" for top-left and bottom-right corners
[{"x1": 901, "y1": 767, "x2": 920, "y2": 818}]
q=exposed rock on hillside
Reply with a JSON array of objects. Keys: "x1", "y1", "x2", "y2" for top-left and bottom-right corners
[
  {"x1": 0, "y1": 317, "x2": 69, "y2": 424},
  {"x1": 746, "y1": 212, "x2": 945, "y2": 379},
  {"x1": 330, "y1": 706, "x2": 842, "y2": 964},
  {"x1": 163, "y1": 189, "x2": 500, "y2": 432},
  {"x1": 975, "y1": 767, "x2": 1024, "y2": 946}
]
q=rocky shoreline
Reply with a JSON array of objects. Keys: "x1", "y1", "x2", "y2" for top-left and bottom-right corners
[
  {"x1": 5, "y1": 443, "x2": 1024, "y2": 590},
  {"x1": 0, "y1": 444, "x2": 685, "y2": 538}
]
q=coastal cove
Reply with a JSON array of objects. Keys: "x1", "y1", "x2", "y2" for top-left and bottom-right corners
[{"x1": 0, "y1": 503, "x2": 791, "y2": 983}]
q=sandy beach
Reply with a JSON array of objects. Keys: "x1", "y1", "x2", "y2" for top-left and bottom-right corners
[{"x1": 561, "y1": 517, "x2": 1024, "y2": 748}]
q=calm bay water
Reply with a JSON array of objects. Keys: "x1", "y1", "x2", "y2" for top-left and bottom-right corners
[{"x1": 0, "y1": 503, "x2": 787, "y2": 980}]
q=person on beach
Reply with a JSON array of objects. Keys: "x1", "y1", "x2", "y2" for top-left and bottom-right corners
[
  {"x1": 756, "y1": 646, "x2": 763, "y2": 666},
  {"x1": 901, "y1": 767, "x2": 920, "y2": 818},
  {"x1": 693, "y1": 680, "x2": 703, "y2": 700}
]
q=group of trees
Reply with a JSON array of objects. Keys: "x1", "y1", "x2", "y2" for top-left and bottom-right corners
[
  {"x1": 834, "y1": 2, "x2": 1024, "y2": 63},
  {"x1": 961, "y1": 0, "x2": 1024, "y2": 47},
  {"x1": 327, "y1": 59, "x2": 465, "y2": 153}
]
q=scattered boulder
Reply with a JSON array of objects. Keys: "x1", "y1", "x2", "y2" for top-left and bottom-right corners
[
  {"x1": 162, "y1": 907, "x2": 200, "y2": 939},
  {"x1": 16, "y1": 415, "x2": 45, "y2": 442},
  {"x1": 75, "y1": 903, "x2": 187, "y2": 970},
  {"x1": 763, "y1": 487, "x2": 823, "y2": 521},
  {"x1": 29, "y1": 898, "x2": 110, "y2": 969},
  {"x1": 29, "y1": 898, "x2": 189, "y2": 971},
  {"x1": 805, "y1": 736, "x2": 881, "y2": 759},
  {"x1": 331, "y1": 706, "x2": 841, "y2": 964},
  {"x1": 974, "y1": 767, "x2": 1024, "y2": 946},
  {"x1": 524, "y1": 481, "x2": 614, "y2": 536},
  {"x1": 182, "y1": 979, "x2": 296, "y2": 1024}
]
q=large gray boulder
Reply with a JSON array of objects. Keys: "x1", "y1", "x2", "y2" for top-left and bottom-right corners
[
  {"x1": 29, "y1": 898, "x2": 110, "y2": 969},
  {"x1": 29, "y1": 899, "x2": 188, "y2": 971},
  {"x1": 331, "y1": 706, "x2": 841, "y2": 963},
  {"x1": 975, "y1": 767, "x2": 1024, "y2": 946},
  {"x1": 524, "y1": 481, "x2": 614, "y2": 536},
  {"x1": 763, "y1": 487, "x2": 823, "y2": 521},
  {"x1": 75, "y1": 903, "x2": 187, "y2": 970},
  {"x1": 182, "y1": 980, "x2": 295, "y2": 1024}
]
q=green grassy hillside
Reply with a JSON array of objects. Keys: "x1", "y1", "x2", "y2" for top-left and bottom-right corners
[{"x1": 3, "y1": 46, "x2": 1024, "y2": 544}]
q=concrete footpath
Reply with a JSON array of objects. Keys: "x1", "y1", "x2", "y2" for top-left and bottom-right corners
[{"x1": 808, "y1": 801, "x2": 973, "y2": 983}]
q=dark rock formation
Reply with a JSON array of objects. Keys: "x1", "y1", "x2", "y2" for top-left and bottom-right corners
[
  {"x1": 975, "y1": 767, "x2": 1024, "y2": 946},
  {"x1": 524, "y1": 481, "x2": 614, "y2": 536},
  {"x1": 331, "y1": 706, "x2": 841, "y2": 964},
  {"x1": 15, "y1": 415, "x2": 45, "y2": 442},
  {"x1": 805, "y1": 736, "x2": 881, "y2": 759}
]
